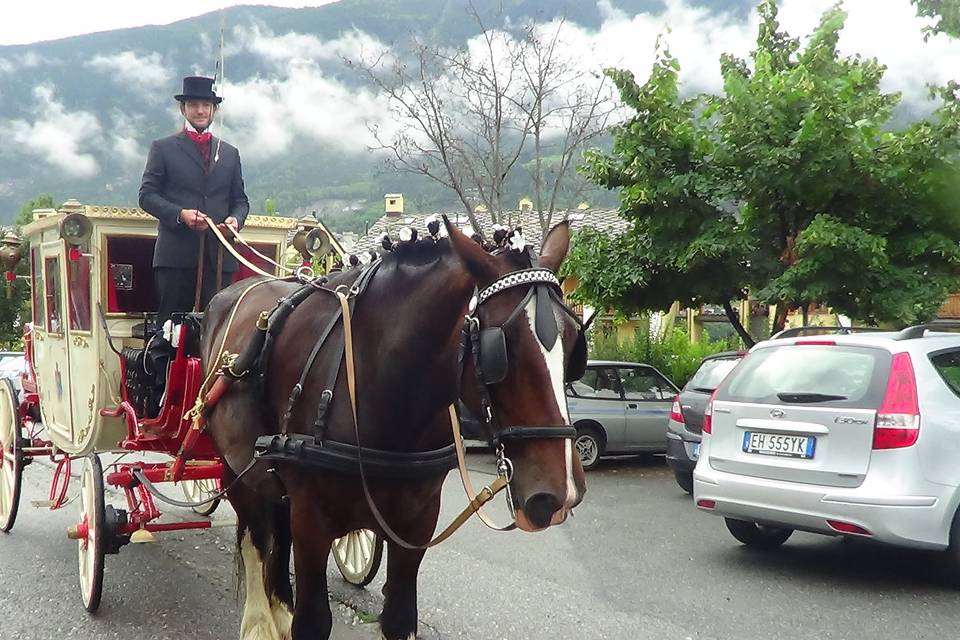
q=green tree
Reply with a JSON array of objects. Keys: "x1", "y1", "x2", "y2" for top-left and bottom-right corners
[
  {"x1": 0, "y1": 194, "x2": 54, "y2": 348},
  {"x1": 263, "y1": 198, "x2": 277, "y2": 216},
  {"x1": 570, "y1": 0, "x2": 960, "y2": 340},
  {"x1": 913, "y1": 0, "x2": 960, "y2": 38},
  {"x1": 571, "y1": 44, "x2": 755, "y2": 344}
]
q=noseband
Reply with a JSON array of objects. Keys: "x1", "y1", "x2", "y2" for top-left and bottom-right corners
[{"x1": 459, "y1": 268, "x2": 586, "y2": 449}]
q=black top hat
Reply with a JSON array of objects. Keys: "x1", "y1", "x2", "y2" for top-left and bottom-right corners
[{"x1": 174, "y1": 76, "x2": 222, "y2": 104}]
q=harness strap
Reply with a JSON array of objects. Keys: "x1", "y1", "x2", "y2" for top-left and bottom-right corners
[
  {"x1": 448, "y1": 405, "x2": 516, "y2": 532},
  {"x1": 337, "y1": 290, "x2": 511, "y2": 549},
  {"x1": 280, "y1": 304, "x2": 344, "y2": 434}
]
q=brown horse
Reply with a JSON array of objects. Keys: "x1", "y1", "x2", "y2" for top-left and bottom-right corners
[{"x1": 200, "y1": 220, "x2": 586, "y2": 640}]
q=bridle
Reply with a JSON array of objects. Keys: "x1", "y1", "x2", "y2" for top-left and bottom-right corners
[{"x1": 458, "y1": 267, "x2": 589, "y2": 507}]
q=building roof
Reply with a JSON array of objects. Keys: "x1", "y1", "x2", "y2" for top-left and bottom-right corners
[{"x1": 350, "y1": 208, "x2": 628, "y2": 255}]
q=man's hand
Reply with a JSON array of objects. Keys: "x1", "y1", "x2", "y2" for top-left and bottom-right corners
[
  {"x1": 217, "y1": 216, "x2": 239, "y2": 241},
  {"x1": 179, "y1": 209, "x2": 208, "y2": 231}
]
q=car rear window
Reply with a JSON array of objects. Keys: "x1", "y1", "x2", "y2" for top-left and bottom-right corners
[
  {"x1": 686, "y1": 357, "x2": 741, "y2": 392},
  {"x1": 719, "y1": 344, "x2": 891, "y2": 408},
  {"x1": 930, "y1": 350, "x2": 960, "y2": 399}
]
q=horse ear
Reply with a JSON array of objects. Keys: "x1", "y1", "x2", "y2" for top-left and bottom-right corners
[
  {"x1": 443, "y1": 215, "x2": 498, "y2": 283},
  {"x1": 538, "y1": 220, "x2": 571, "y2": 274}
]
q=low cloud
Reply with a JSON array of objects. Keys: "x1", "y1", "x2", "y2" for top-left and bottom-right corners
[
  {"x1": 556, "y1": 0, "x2": 960, "y2": 109},
  {"x1": 214, "y1": 26, "x2": 394, "y2": 162},
  {"x1": 0, "y1": 85, "x2": 103, "y2": 178},
  {"x1": 86, "y1": 51, "x2": 172, "y2": 93}
]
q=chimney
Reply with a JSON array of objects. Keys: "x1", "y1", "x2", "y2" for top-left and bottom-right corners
[{"x1": 385, "y1": 193, "x2": 403, "y2": 217}]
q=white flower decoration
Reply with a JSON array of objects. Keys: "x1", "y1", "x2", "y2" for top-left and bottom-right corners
[
  {"x1": 399, "y1": 227, "x2": 415, "y2": 242},
  {"x1": 508, "y1": 231, "x2": 527, "y2": 252}
]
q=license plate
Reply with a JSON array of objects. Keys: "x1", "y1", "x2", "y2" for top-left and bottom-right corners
[
  {"x1": 691, "y1": 443, "x2": 701, "y2": 460},
  {"x1": 742, "y1": 431, "x2": 815, "y2": 459}
]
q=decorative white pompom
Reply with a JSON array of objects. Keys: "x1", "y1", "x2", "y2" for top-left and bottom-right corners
[
  {"x1": 399, "y1": 227, "x2": 415, "y2": 242},
  {"x1": 508, "y1": 231, "x2": 527, "y2": 252}
]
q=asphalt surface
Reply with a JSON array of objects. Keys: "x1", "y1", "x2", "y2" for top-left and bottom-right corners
[{"x1": 2, "y1": 451, "x2": 959, "y2": 639}]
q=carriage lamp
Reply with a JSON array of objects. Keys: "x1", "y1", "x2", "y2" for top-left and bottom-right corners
[
  {"x1": 58, "y1": 212, "x2": 93, "y2": 260},
  {"x1": 0, "y1": 232, "x2": 23, "y2": 299},
  {"x1": 292, "y1": 227, "x2": 333, "y2": 264}
]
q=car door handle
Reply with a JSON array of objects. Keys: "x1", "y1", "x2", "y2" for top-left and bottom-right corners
[{"x1": 627, "y1": 403, "x2": 638, "y2": 409}]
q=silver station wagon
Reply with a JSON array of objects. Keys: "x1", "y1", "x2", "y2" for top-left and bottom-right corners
[
  {"x1": 566, "y1": 360, "x2": 679, "y2": 470},
  {"x1": 695, "y1": 324, "x2": 960, "y2": 574}
]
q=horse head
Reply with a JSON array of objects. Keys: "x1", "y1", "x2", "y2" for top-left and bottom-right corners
[{"x1": 446, "y1": 219, "x2": 587, "y2": 531}]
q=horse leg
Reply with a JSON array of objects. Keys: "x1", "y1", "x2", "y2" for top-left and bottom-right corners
[
  {"x1": 232, "y1": 482, "x2": 294, "y2": 640},
  {"x1": 379, "y1": 496, "x2": 441, "y2": 640},
  {"x1": 289, "y1": 498, "x2": 335, "y2": 640}
]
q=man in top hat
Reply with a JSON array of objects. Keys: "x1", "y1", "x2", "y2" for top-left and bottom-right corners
[{"x1": 139, "y1": 75, "x2": 250, "y2": 327}]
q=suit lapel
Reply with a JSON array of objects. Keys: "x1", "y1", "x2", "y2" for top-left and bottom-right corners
[{"x1": 175, "y1": 131, "x2": 206, "y2": 172}]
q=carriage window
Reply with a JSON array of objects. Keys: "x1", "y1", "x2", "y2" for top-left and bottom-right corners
[
  {"x1": 67, "y1": 240, "x2": 92, "y2": 331},
  {"x1": 31, "y1": 247, "x2": 44, "y2": 327},
  {"x1": 105, "y1": 236, "x2": 158, "y2": 313},
  {"x1": 44, "y1": 256, "x2": 63, "y2": 333}
]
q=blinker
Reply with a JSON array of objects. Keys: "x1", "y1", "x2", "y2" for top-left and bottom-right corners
[{"x1": 479, "y1": 327, "x2": 508, "y2": 384}]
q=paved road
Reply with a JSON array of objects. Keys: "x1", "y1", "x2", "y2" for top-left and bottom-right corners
[
  {"x1": 0, "y1": 456, "x2": 378, "y2": 640},
  {"x1": 3, "y1": 452, "x2": 959, "y2": 639}
]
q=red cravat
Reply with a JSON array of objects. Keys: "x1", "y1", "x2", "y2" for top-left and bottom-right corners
[{"x1": 185, "y1": 129, "x2": 212, "y2": 144}]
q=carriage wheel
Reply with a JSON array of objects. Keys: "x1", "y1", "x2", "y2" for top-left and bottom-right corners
[
  {"x1": 332, "y1": 529, "x2": 383, "y2": 587},
  {"x1": 180, "y1": 478, "x2": 222, "y2": 516},
  {"x1": 77, "y1": 454, "x2": 106, "y2": 613},
  {"x1": 0, "y1": 378, "x2": 23, "y2": 533}
]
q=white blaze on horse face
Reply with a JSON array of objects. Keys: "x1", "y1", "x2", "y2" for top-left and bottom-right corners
[{"x1": 524, "y1": 297, "x2": 577, "y2": 507}]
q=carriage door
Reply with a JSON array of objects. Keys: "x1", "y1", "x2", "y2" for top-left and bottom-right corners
[
  {"x1": 32, "y1": 243, "x2": 75, "y2": 443},
  {"x1": 64, "y1": 238, "x2": 95, "y2": 442}
]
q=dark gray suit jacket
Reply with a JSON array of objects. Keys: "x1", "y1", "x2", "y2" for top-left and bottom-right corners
[{"x1": 138, "y1": 131, "x2": 250, "y2": 271}]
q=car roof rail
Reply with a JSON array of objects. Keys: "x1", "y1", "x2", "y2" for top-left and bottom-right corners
[
  {"x1": 771, "y1": 325, "x2": 887, "y2": 340},
  {"x1": 895, "y1": 321, "x2": 960, "y2": 340}
]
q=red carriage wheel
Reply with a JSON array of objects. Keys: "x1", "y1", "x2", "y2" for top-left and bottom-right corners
[
  {"x1": 76, "y1": 454, "x2": 106, "y2": 612},
  {"x1": 0, "y1": 378, "x2": 24, "y2": 533},
  {"x1": 332, "y1": 529, "x2": 384, "y2": 587}
]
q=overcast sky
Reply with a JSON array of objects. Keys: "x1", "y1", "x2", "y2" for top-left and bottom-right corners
[{"x1": 0, "y1": 1, "x2": 340, "y2": 46}]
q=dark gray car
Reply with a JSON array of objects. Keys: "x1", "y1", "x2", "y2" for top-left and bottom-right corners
[{"x1": 665, "y1": 351, "x2": 744, "y2": 493}]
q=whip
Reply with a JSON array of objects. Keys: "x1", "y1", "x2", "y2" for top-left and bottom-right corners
[{"x1": 213, "y1": 9, "x2": 225, "y2": 163}]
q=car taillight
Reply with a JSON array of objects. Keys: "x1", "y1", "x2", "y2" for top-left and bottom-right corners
[
  {"x1": 873, "y1": 352, "x2": 920, "y2": 450},
  {"x1": 702, "y1": 389, "x2": 718, "y2": 434},
  {"x1": 670, "y1": 396, "x2": 685, "y2": 424}
]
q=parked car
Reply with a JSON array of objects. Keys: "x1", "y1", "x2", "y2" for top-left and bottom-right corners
[
  {"x1": 666, "y1": 351, "x2": 745, "y2": 494},
  {"x1": 0, "y1": 353, "x2": 24, "y2": 399},
  {"x1": 566, "y1": 360, "x2": 679, "y2": 470},
  {"x1": 694, "y1": 325, "x2": 960, "y2": 573}
]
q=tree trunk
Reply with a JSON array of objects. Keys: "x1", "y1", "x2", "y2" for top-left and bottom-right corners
[
  {"x1": 771, "y1": 303, "x2": 790, "y2": 336},
  {"x1": 723, "y1": 301, "x2": 755, "y2": 348}
]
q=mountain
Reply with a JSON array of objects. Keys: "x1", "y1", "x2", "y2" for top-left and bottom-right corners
[{"x1": 0, "y1": 0, "x2": 938, "y2": 232}]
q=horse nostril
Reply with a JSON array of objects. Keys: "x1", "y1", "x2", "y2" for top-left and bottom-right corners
[{"x1": 522, "y1": 492, "x2": 563, "y2": 529}]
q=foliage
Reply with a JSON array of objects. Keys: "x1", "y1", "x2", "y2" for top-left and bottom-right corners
[
  {"x1": 913, "y1": 0, "x2": 960, "y2": 38},
  {"x1": 569, "y1": 0, "x2": 960, "y2": 340},
  {"x1": 0, "y1": 194, "x2": 54, "y2": 349},
  {"x1": 589, "y1": 324, "x2": 740, "y2": 388},
  {"x1": 569, "y1": 45, "x2": 751, "y2": 341}
]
